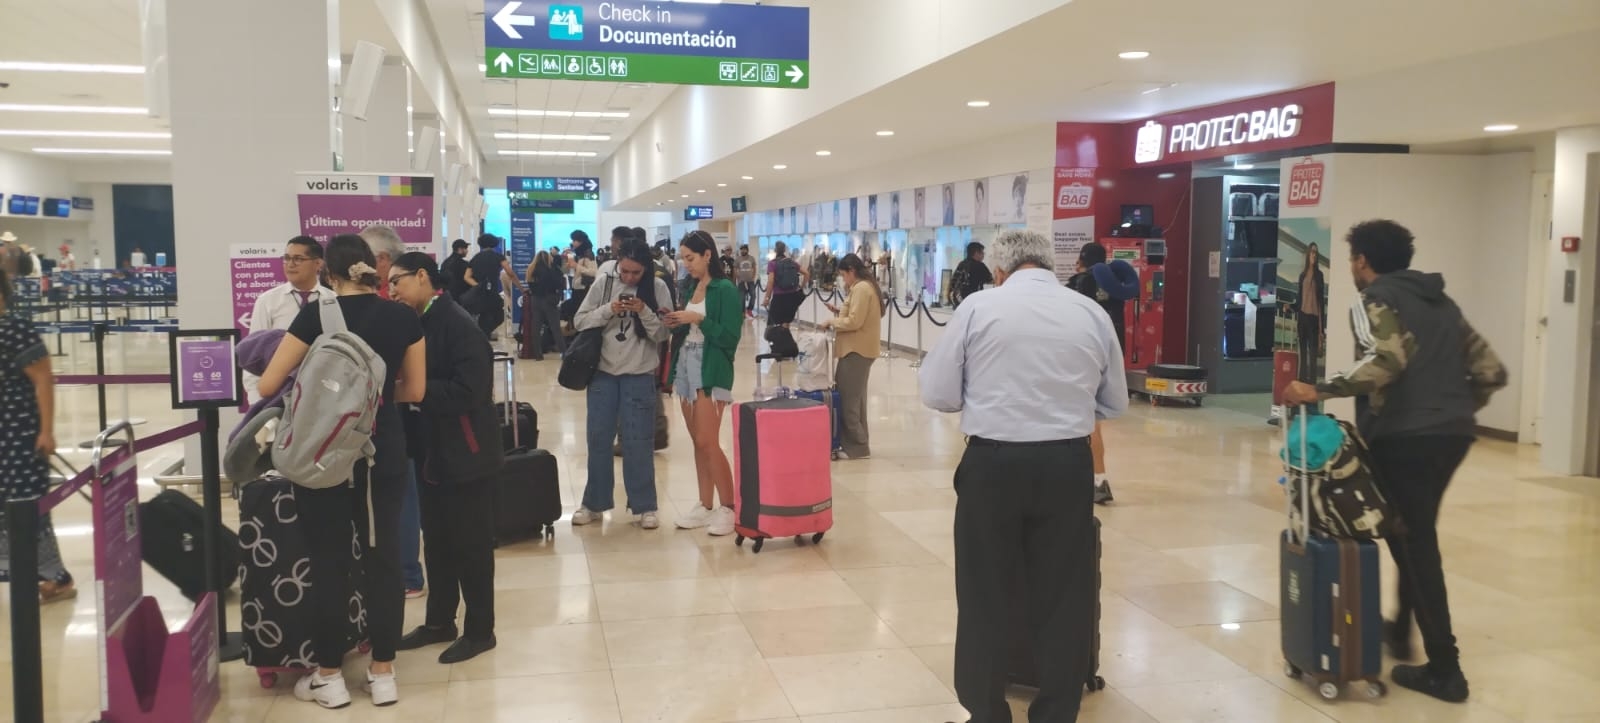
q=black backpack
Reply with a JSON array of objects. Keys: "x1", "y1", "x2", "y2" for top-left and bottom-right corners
[{"x1": 774, "y1": 257, "x2": 801, "y2": 291}]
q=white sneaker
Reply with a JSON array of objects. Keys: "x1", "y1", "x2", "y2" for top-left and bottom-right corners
[
  {"x1": 571, "y1": 507, "x2": 602, "y2": 526},
  {"x1": 708, "y1": 506, "x2": 736, "y2": 537},
  {"x1": 364, "y1": 668, "x2": 398, "y2": 707},
  {"x1": 676, "y1": 505, "x2": 714, "y2": 530},
  {"x1": 639, "y1": 511, "x2": 660, "y2": 530},
  {"x1": 294, "y1": 670, "x2": 351, "y2": 709}
]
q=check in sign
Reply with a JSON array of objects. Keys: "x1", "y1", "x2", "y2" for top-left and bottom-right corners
[{"x1": 484, "y1": 0, "x2": 810, "y2": 89}]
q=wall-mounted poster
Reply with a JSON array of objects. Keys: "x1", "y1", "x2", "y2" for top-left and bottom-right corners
[
  {"x1": 953, "y1": 180, "x2": 976, "y2": 226},
  {"x1": 988, "y1": 173, "x2": 1030, "y2": 225},
  {"x1": 876, "y1": 192, "x2": 892, "y2": 230},
  {"x1": 974, "y1": 178, "x2": 992, "y2": 225},
  {"x1": 850, "y1": 198, "x2": 860, "y2": 231},
  {"x1": 866, "y1": 195, "x2": 880, "y2": 230},
  {"x1": 889, "y1": 192, "x2": 902, "y2": 229},
  {"x1": 810, "y1": 203, "x2": 823, "y2": 234},
  {"x1": 940, "y1": 184, "x2": 956, "y2": 226},
  {"x1": 894, "y1": 190, "x2": 913, "y2": 229},
  {"x1": 913, "y1": 187, "x2": 929, "y2": 228}
]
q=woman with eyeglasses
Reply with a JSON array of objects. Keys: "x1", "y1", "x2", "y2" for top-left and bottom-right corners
[
  {"x1": 570, "y1": 238, "x2": 674, "y2": 530},
  {"x1": 258, "y1": 234, "x2": 426, "y2": 709},
  {"x1": 665, "y1": 231, "x2": 744, "y2": 536},
  {"x1": 385, "y1": 253, "x2": 504, "y2": 664}
]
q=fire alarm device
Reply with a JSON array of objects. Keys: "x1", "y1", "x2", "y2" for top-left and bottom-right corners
[{"x1": 1560, "y1": 236, "x2": 1580, "y2": 253}]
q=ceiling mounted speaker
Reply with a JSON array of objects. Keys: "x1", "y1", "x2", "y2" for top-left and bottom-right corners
[
  {"x1": 473, "y1": 194, "x2": 487, "y2": 221},
  {"x1": 446, "y1": 163, "x2": 464, "y2": 195},
  {"x1": 138, "y1": 0, "x2": 170, "y2": 119},
  {"x1": 411, "y1": 126, "x2": 437, "y2": 172},
  {"x1": 342, "y1": 41, "x2": 387, "y2": 121}
]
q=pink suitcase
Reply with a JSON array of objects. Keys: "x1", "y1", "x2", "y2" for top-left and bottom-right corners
[{"x1": 732, "y1": 396, "x2": 834, "y2": 553}]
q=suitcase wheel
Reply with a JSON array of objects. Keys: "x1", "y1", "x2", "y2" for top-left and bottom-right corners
[
  {"x1": 812, "y1": 532, "x2": 825, "y2": 545},
  {"x1": 1086, "y1": 675, "x2": 1106, "y2": 692},
  {"x1": 1284, "y1": 662, "x2": 1301, "y2": 680},
  {"x1": 1364, "y1": 681, "x2": 1387, "y2": 699},
  {"x1": 259, "y1": 671, "x2": 278, "y2": 688},
  {"x1": 1318, "y1": 681, "x2": 1340, "y2": 701},
  {"x1": 545, "y1": 524, "x2": 557, "y2": 539}
]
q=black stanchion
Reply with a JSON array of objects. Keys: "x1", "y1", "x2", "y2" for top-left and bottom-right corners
[
  {"x1": 78, "y1": 323, "x2": 125, "y2": 449},
  {"x1": 8, "y1": 497, "x2": 45, "y2": 723},
  {"x1": 51, "y1": 304, "x2": 66, "y2": 357},
  {"x1": 199, "y1": 407, "x2": 244, "y2": 662}
]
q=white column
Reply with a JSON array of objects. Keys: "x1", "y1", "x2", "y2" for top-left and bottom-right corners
[
  {"x1": 168, "y1": 0, "x2": 337, "y2": 330},
  {"x1": 341, "y1": 61, "x2": 411, "y2": 173},
  {"x1": 1540, "y1": 126, "x2": 1600, "y2": 475}
]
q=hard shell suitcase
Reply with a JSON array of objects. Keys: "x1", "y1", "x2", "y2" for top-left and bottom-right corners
[
  {"x1": 499, "y1": 401, "x2": 538, "y2": 451},
  {"x1": 139, "y1": 489, "x2": 241, "y2": 602},
  {"x1": 732, "y1": 367, "x2": 833, "y2": 553},
  {"x1": 236, "y1": 475, "x2": 369, "y2": 688},
  {"x1": 1009, "y1": 516, "x2": 1105, "y2": 694},
  {"x1": 1280, "y1": 408, "x2": 1388, "y2": 702},
  {"x1": 1229, "y1": 191, "x2": 1260, "y2": 218},
  {"x1": 491, "y1": 353, "x2": 561, "y2": 544}
]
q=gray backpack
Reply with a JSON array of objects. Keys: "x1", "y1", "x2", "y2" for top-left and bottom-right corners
[{"x1": 273, "y1": 298, "x2": 386, "y2": 490}]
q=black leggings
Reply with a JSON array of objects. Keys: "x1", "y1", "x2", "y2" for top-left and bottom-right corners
[
  {"x1": 299, "y1": 451, "x2": 406, "y2": 666},
  {"x1": 768, "y1": 292, "x2": 803, "y2": 325}
]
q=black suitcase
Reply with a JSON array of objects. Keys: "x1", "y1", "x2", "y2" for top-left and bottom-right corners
[
  {"x1": 139, "y1": 489, "x2": 241, "y2": 602},
  {"x1": 1009, "y1": 516, "x2": 1105, "y2": 694},
  {"x1": 493, "y1": 449, "x2": 562, "y2": 544},
  {"x1": 500, "y1": 401, "x2": 539, "y2": 451},
  {"x1": 236, "y1": 476, "x2": 368, "y2": 684}
]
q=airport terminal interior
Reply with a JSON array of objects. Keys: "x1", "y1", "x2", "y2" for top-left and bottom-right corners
[{"x1": 2, "y1": 1, "x2": 1600, "y2": 721}]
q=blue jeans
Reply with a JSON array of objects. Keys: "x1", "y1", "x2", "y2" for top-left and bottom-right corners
[
  {"x1": 400, "y1": 460, "x2": 424, "y2": 590},
  {"x1": 582, "y1": 371, "x2": 658, "y2": 514}
]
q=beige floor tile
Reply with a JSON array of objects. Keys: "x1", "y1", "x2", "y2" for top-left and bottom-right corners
[
  {"x1": 261, "y1": 681, "x2": 449, "y2": 722},
  {"x1": 1118, "y1": 676, "x2": 1338, "y2": 723},
  {"x1": 798, "y1": 703, "x2": 971, "y2": 723},
  {"x1": 585, "y1": 546, "x2": 715, "y2": 584},
  {"x1": 871, "y1": 598, "x2": 959, "y2": 647},
  {"x1": 740, "y1": 604, "x2": 906, "y2": 657},
  {"x1": 603, "y1": 614, "x2": 765, "y2": 669},
  {"x1": 448, "y1": 623, "x2": 611, "y2": 680},
  {"x1": 442, "y1": 672, "x2": 621, "y2": 722},
  {"x1": 610, "y1": 661, "x2": 796, "y2": 723},
  {"x1": 813, "y1": 531, "x2": 943, "y2": 569},
  {"x1": 836, "y1": 564, "x2": 956, "y2": 607},
  {"x1": 492, "y1": 554, "x2": 593, "y2": 590},
  {"x1": 766, "y1": 648, "x2": 957, "y2": 716},
  {"x1": 1119, "y1": 581, "x2": 1281, "y2": 628},
  {"x1": 490, "y1": 585, "x2": 602, "y2": 627},
  {"x1": 720, "y1": 571, "x2": 866, "y2": 612},
  {"x1": 593, "y1": 578, "x2": 737, "y2": 621},
  {"x1": 698, "y1": 538, "x2": 835, "y2": 577},
  {"x1": 1466, "y1": 651, "x2": 1600, "y2": 719},
  {"x1": 910, "y1": 644, "x2": 956, "y2": 693}
]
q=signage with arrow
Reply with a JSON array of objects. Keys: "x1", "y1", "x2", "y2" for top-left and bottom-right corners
[
  {"x1": 508, "y1": 176, "x2": 601, "y2": 201},
  {"x1": 483, "y1": 0, "x2": 810, "y2": 89}
]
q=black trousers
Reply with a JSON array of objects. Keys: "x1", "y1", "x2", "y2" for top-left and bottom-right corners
[
  {"x1": 299, "y1": 453, "x2": 406, "y2": 665},
  {"x1": 740, "y1": 281, "x2": 757, "y2": 311},
  {"x1": 954, "y1": 438, "x2": 1095, "y2": 723},
  {"x1": 1370, "y1": 434, "x2": 1472, "y2": 675},
  {"x1": 1297, "y1": 313, "x2": 1322, "y2": 381},
  {"x1": 420, "y1": 473, "x2": 497, "y2": 640}
]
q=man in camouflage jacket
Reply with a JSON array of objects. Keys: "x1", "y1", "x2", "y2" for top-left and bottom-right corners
[{"x1": 1285, "y1": 219, "x2": 1506, "y2": 705}]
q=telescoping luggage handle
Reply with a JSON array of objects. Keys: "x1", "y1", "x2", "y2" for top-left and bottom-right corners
[
  {"x1": 1284, "y1": 405, "x2": 1312, "y2": 546},
  {"x1": 494, "y1": 351, "x2": 519, "y2": 448}
]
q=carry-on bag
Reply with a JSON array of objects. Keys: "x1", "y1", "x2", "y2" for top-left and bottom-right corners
[
  {"x1": 1008, "y1": 516, "x2": 1106, "y2": 694},
  {"x1": 236, "y1": 475, "x2": 369, "y2": 688},
  {"x1": 732, "y1": 355, "x2": 834, "y2": 553},
  {"x1": 1280, "y1": 408, "x2": 1388, "y2": 701},
  {"x1": 491, "y1": 353, "x2": 561, "y2": 544},
  {"x1": 788, "y1": 330, "x2": 842, "y2": 458},
  {"x1": 1281, "y1": 413, "x2": 1395, "y2": 540},
  {"x1": 139, "y1": 489, "x2": 241, "y2": 602}
]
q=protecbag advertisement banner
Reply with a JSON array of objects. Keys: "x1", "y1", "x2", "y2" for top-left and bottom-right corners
[{"x1": 1051, "y1": 167, "x2": 1097, "y2": 283}]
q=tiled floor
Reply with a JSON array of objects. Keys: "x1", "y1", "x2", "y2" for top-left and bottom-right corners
[{"x1": 4, "y1": 322, "x2": 1600, "y2": 721}]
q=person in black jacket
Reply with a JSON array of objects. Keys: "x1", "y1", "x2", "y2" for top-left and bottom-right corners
[
  {"x1": 440, "y1": 239, "x2": 472, "y2": 298},
  {"x1": 386, "y1": 253, "x2": 505, "y2": 665},
  {"x1": 521, "y1": 250, "x2": 567, "y2": 361},
  {"x1": 948, "y1": 242, "x2": 992, "y2": 308}
]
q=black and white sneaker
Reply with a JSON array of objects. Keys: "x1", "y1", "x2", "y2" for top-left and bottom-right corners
[
  {"x1": 1093, "y1": 480, "x2": 1114, "y2": 505},
  {"x1": 294, "y1": 671, "x2": 352, "y2": 709}
]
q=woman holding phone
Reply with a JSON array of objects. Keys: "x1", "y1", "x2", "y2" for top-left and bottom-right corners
[
  {"x1": 570, "y1": 238, "x2": 673, "y2": 529},
  {"x1": 666, "y1": 231, "x2": 744, "y2": 536},
  {"x1": 820, "y1": 254, "x2": 883, "y2": 460}
]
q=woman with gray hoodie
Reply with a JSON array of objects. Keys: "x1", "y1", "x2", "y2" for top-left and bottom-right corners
[{"x1": 570, "y1": 238, "x2": 674, "y2": 530}]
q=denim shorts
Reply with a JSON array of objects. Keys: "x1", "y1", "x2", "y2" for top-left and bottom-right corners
[{"x1": 674, "y1": 342, "x2": 733, "y2": 402}]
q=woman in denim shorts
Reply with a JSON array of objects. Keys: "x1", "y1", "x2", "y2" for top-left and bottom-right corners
[{"x1": 664, "y1": 231, "x2": 744, "y2": 537}]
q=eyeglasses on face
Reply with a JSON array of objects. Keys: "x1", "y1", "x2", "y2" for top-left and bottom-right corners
[
  {"x1": 282, "y1": 255, "x2": 318, "y2": 265},
  {"x1": 388, "y1": 269, "x2": 421, "y2": 285}
]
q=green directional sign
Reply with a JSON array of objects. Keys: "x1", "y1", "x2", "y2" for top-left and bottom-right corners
[{"x1": 487, "y1": 49, "x2": 807, "y2": 88}]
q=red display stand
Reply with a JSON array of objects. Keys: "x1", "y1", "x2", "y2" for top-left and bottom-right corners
[{"x1": 1101, "y1": 237, "x2": 1166, "y2": 370}]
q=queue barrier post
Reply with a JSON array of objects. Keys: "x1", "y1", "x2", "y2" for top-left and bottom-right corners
[
  {"x1": 910, "y1": 301, "x2": 926, "y2": 369},
  {"x1": 8, "y1": 497, "x2": 45, "y2": 723}
]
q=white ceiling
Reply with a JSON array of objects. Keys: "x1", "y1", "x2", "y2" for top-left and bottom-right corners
[{"x1": 611, "y1": 0, "x2": 1600, "y2": 209}]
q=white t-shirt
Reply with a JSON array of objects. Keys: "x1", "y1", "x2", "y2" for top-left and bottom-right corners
[{"x1": 685, "y1": 300, "x2": 706, "y2": 343}]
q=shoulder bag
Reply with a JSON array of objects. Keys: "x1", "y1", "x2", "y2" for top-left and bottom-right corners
[{"x1": 558, "y1": 276, "x2": 614, "y2": 391}]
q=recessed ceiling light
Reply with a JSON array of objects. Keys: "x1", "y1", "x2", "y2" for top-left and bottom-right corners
[
  {"x1": 741, "y1": 175, "x2": 754, "y2": 180},
  {"x1": 772, "y1": 164, "x2": 787, "y2": 170},
  {"x1": 621, "y1": 83, "x2": 648, "y2": 89},
  {"x1": 1484, "y1": 124, "x2": 1519, "y2": 132},
  {"x1": 716, "y1": 183, "x2": 727, "y2": 187},
  {"x1": 0, "y1": 129, "x2": 170, "y2": 139},
  {"x1": 493, "y1": 132, "x2": 612, "y2": 141},
  {"x1": 477, "y1": 63, "x2": 487, "y2": 72},
  {"x1": 1119, "y1": 51, "x2": 1151, "y2": 60},
  {"x1": 487, "y1": 108, "x2": 630, "y2": 119},
  {"x1": 1233, "y1": 163, "x2": 1254, "y2": 170},
  {"x1": 0, "y1": 61, "x2": 144, "y2": 74},
  {"x1": 495, "y1": 150, "x2": 599, "y2": 157},
  {"x1": 33, "y1": 147, "x2": 171, "y2": 155},
  {"x1": 966, "y1": 100, "x2": 990, "y2": 108},
  {"x1": 875, "y1": 130, "x2": 895, "y2": 137},
  {"x1": 815, "y1": 150, "x2": 831, "y2": 156},
  {"x1": 1157, "y1": 172, "x2": 1176, "y2": 179},
  {"x1": 0, "y1": 103, "x2": 147, "y2": 115},
  {"x1": 681, "y1": 194, "x2": 690, "y2": 198},
  {"x1": 696, "y1": 189, "x2": 706, "y2": 193}
]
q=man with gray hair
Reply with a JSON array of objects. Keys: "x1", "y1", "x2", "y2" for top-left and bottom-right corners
[
  {"x1": 360, "y1": 224, "x2": 407, "y2": 298},
  {"x1": 920, "y1": 229, "x2": 1127, "y2": 723}
]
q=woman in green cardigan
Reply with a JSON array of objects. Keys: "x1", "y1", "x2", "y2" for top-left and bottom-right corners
[{"x1": 664, "y1": 231, "x2": 744, "y2": 536}]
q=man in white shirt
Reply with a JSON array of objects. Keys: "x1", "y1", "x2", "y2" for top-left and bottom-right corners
[
  {"x1": 244, "y1": 236, "x2": 327, "y2": 401},
  {"x1": 919, "y1": 229, "x2": 1127, "y2": 723}
]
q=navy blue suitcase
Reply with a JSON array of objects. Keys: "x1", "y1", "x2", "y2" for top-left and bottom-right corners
[
  {"x1": 1280, "y1": 407, "x2": 1387, "y2": 702},
  {"x1": 792, "y1": 387, "x2": 842, "y2": 456}
]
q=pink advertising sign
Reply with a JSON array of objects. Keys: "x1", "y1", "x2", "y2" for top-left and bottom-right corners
[
  {"x1": 295, "y1": 173, "x2": 437, "y2": 256},
  {"x1": 230, "y1": 244, "x2": 284, "y2": 336}
]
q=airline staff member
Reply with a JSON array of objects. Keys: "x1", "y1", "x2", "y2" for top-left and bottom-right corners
[
  {"x1": 244, "y1": 235, "x2": 327, "y2": 402},
  {"x1": 919, "y1": 230, "x2": 1127, "y2": 723}
]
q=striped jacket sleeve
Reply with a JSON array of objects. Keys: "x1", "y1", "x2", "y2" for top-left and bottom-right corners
[{"x1": 1317, "y1": 299, "x2": 1410, "y2": 399}]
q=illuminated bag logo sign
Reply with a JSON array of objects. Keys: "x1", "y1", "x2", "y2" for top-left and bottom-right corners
[
  {"x1": 1134, "y1": 121, "x2": 1165, "y2": 164},
  {"x1": 1288, "y1": 158, "x2": 1325, "y2": 207},
  {"x1": 1057, "y1": 183, "x2": 1093, "y2": 211}
]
